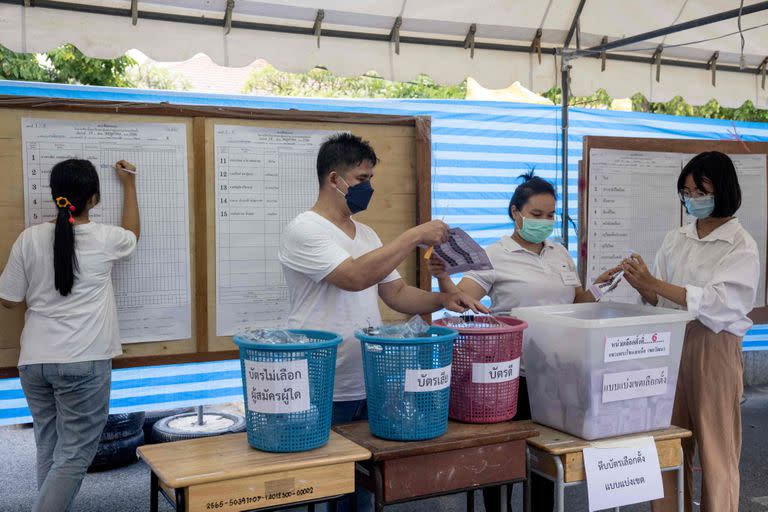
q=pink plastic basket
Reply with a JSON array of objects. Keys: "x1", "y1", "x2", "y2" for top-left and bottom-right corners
[{"x1": 434, "y1": 315, "x2": 527, "y2": 423}]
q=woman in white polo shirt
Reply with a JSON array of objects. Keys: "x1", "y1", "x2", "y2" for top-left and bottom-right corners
[
  {"x1": 621, "y1": 152, "x2": 758, "y2": 512},
  {"x1": 431, "y1": 172, "x2": 613, "y2": 511},
  {"x1": 431, "y1": 171, "x2": 603, "y2": 314}
]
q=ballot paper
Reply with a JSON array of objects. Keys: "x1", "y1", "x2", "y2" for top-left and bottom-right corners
[
  {"x1": 431, "y1": 228, "x2": 493, "y2": 274},
  {"x1": 589, "y1": 271, "x2": 625, "y2": 302}
]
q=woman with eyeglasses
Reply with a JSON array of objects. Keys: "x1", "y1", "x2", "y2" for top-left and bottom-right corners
[{"x1": 620, "y1": 152, "x2": 758, "y2": 512}]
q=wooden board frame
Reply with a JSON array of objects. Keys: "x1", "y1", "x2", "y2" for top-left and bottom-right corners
[
  {"x1": 0, "y1": 95, "x2": 432, "y2": 378},
  {"x1": 580, "y1": 136, "x2": 768, "y2": 322},
  {"x1": 202, "y1": 117, "x2": 428, "y2": 354}
]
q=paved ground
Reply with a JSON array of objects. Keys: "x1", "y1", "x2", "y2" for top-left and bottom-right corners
[{"x1": 2, "y1": 387, "x2": 768, "y2": 512}]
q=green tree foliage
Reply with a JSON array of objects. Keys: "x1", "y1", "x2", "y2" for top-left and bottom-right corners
[
  {"x1": 543, "y1": 86, "x2": 768, "y2": 123},
  {"x1": 0, "y1": 44, "x2": 135, "y2": 86},
  {"x1": 243, "y1": 64, "x2": 466, "y2": 99},
  {"x1": 632, "y1": 92, "x2": 768, "y2": 122},
  {"x1": 0, "y1": 46, "x2": 55, "y2": 82},
  {"x1": 542, "y1": 87, "x2": 614, "y2": 108},
  {"x1": 1, "y1": 43, "x2": 765, "y2": 123}
]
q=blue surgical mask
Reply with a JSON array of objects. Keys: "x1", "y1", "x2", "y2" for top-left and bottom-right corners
[
  {"x1": 518, "y1": 216, "x2": 555, "y2": 244},
  {"x1": 684, "y1": 195, "x2": 715, "y2": 219},
  {"x1": 338, "y1": 177, "x2": 374, "y2": 214}
]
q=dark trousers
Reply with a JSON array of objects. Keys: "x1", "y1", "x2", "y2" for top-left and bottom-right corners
[{"x1": 482, "y1": 376, "x2": 554, "y2": 512}]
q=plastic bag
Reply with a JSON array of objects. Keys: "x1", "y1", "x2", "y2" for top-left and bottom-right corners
[
  {"x1": 440, "y1": 312, "x2": 505, "y2": 329},
  {"x1": 362, "y1": 315, "x2": 431, "y2": 339},
  {"x1": 236, "y1": 328, "x2": 311, "y2": 344}
]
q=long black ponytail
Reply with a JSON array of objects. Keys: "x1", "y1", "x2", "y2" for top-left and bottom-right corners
[{"x1": 50, "y1": 159, "x2": 100, "y2": 296}]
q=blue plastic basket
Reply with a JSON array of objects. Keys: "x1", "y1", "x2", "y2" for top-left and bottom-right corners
[
  {"x1": 356, "y1": 326, "x2": 458, "y2": 441},
  {"x1": 234, "y1": 330, "x2": 342, "y2": 452}
]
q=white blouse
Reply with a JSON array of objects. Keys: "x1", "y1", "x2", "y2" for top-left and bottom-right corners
[{"x1": 653, "y1": 218, "x2": 759, "y2": 337}]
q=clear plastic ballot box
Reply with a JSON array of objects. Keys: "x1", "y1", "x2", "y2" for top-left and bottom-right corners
[{"x1": 510, "y1": 303, "x2": 693, "y2": 440}]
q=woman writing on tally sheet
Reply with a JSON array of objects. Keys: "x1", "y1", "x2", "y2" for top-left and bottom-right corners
[
  {"x1": 0, "y1": 159, "x2": 140, "y2": 512},
  {"x1": 430, "y1": 171, "x2": 614, "y2": 512},
  {"x1": 621, "y1": 152, "x2": 758, "y2": 512}
]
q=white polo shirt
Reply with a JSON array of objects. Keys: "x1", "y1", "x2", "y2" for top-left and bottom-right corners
[
  {"x1": 652, "y1": 218, "x2": 759, "y2": 337},
  {"x1": 464, "y1": 236, "x2": 578, "y2": 313}
]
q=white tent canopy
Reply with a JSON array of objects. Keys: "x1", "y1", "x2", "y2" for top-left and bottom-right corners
[{"x1": 1, "y1": 0, "x2": 768, "y2": 107}]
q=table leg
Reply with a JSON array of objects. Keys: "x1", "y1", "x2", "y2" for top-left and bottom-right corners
[
  {"x1": 499, "y1": 485, "x2": 505, "y2": 512},
  {"x1": 374, "y1": 465, "x2": 385, "y2": 512},
  {"x1": 466, "y1": 489, "x2": 475, "y2": 512},
  {"x1": 150, "y1": 471, "x2": 159, "y2": 512},
  {"x1": 554, "y1": 454, "x2": 565, "y2": 512},
  {"x1": 524, "y1": 447, "x2": 531, "y2": 512},
  {"x1": 677, "y1": 446, "x2": 684, "y2": 512},
  {"x1": 175, "y1": 488, "x2": 185, "y2": 512},
  {"x1": 307, "y1": 503, "x2": 316, "y2": 512}
]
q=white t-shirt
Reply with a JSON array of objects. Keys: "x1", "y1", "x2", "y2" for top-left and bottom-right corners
[
  {"x1": 652, "y1": 218, "x2": 759, "y2": 337},
  {"x1": 0, "y1": 222, "x2": 137, "y2": 366},
  {"x1": 278, "y1": 211, "x2": 400, "y2": 401},
  {"x1": 464, "y1": 236, "x2": 578, "y2": 313}
]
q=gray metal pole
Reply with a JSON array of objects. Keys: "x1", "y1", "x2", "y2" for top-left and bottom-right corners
[
  {"x1": 569, "y1": 0, "x2": 768, "y2": 59},
  {"x1": 561, "y1": 59, "x2": 570, "y2": 249}
]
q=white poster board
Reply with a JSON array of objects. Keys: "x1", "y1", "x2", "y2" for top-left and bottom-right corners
[
  {"x1": 214, "y1": 125, "x2": 336, "y2": 335},
  {"x1": 586, "y1": 148, "x2": 767, "y2": 307},
  {"x1": 21, "y1": 118, "x2": 192, "y2": 343}
]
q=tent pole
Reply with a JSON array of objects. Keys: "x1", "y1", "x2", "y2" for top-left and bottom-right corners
[
  {"x1": 563, "y1": 0, "x2": 587, "y2": 49},
  {"x1": 561, "y1": 57, "x2": 570, "y2": 249},
  {"x1": 569, "y1": 0, "x2": 768, "y2": 59}
]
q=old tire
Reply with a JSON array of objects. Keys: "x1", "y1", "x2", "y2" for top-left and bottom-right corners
[
  {"x1": 88, "y1": 429, "x2": 144, "y2": 472},
  {"x1": 143, "y1": 407, "x2": 194, "y2": 442},
  {"x1": 151, "y1": 412, "x2": 245, "y2": 443},
  {"x1": 99, "y1": 412, "x2": 146, "y2": 442}
]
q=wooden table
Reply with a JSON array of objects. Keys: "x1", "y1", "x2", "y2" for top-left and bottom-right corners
[
  {"x1": 333, "y1": 420, "x2": 539, "y2": 512},
  {"x1": 525, "y1": 424, "x2": 693, "y2": 512},
  {"x1": 137, "y1": 431, "x2": 371, "y2": 512}
]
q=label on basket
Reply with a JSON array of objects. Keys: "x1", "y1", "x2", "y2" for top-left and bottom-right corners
[
  {"x1": 583, "y1": 436, "x2": 663, "y2": 511},
  {"x1": 471, "y1": 358, "x2": 520, "y2": 383},
  {"x1": 404, "y1": 365, "x2": 452, "y2": 392},
  {"x1": 604, "y1": 332, "x2": 671, "y2": 363},
  {"x1": 602, "y1": 367, "x2": 669, "y2": 403},
  {"x1": 244, "y1": 359, "x2": 311, "y2": 414}
]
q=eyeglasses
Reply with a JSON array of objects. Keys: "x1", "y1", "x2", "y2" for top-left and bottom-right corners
[{"x1": 678, "y1": 189, "x2": 712, "y2": 202}]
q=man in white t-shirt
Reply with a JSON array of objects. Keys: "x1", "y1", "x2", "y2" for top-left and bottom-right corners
[{"x1": 279, "y1": 133, "x2": 487, "y2": 426}]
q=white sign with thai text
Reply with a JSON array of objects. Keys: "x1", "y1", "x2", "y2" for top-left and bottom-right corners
[
  {"x1": 604, "y1": 332, "x2": 671, "y2": 363},
  {"x1": 602, "y1": 367, "x2": 669, "y2": 403},
  {"x1": 244, "y1": 359, "x2": 310, "y2": 414},
  {"x1": 405, "y1": 365, "x2": 451, "y2": 392},
  {"x1": 472, "y1": 359, "x2": 520, "y2": 383},
  {"x1": 583, "y1": 436, "x2": 664, "y2": 511}
]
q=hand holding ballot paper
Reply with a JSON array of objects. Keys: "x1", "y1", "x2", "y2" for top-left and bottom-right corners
[
  {"x1": 588, "y1": 251, "x2": 638, "y2": 302},
  {"x1": 424, "y1": 227, "x2": 493, "y2": 275}
]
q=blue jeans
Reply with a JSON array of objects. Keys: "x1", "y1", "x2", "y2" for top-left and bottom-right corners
[
  {"x1": 332, "y1": 399, "x2": 368, "y2": 425},
  {"x1": 19, "y1": 360, "x2": 112, "y2": 512},
  {"x1": 332, "y1": 400, "x2": 370, "y2": 512}
]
